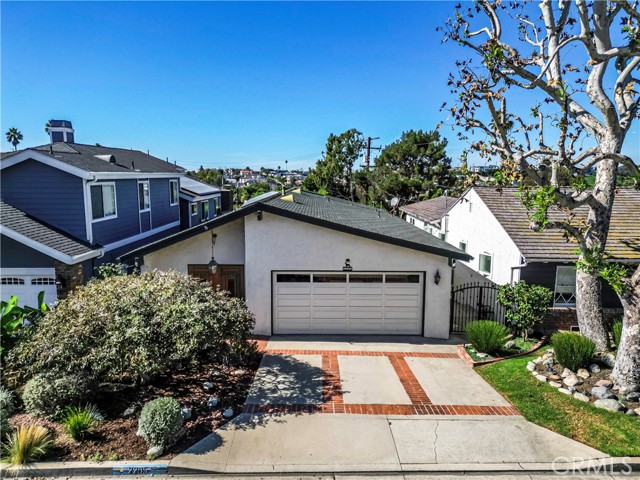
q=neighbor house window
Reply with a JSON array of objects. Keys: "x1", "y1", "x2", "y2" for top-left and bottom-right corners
[
  {"x1": 138, "y1": 182, "x2": 150, "y2": 211},
  {"x1": 459, "y1": 241, "x2": 467, "y2": 253},
  {"x1": 201, "y1": 201, "x2": 209, "y2": 221},
  {"x1": 169, "y1": 180, "x2": 179, "y2": 205},
  {"x1": 439, "y1": 232, "x2": 446, "y2": 241},
  {"x1": 479, "y1": 253, "x2": 492, "y2": 275},
  {"x1": 554, "y1": 266, "x2": 577, "y2": 307},
  {"x1": 409, "y1": 217, "x2": 415, "y2": 225},
  {"x1": 91, "y1": 183, "x2": 117, "y2": 220},
  {"x1": 190, "y1": 203, "x2": 198, "y2": 215}
]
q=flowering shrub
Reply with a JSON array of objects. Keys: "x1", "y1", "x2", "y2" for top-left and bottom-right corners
[{"x1": 8, "y1": 270, "x2": 255, "y2": 382}]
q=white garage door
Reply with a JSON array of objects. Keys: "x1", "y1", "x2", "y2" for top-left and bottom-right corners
[
  {"x1": 273, "y1": 272, "x2": 424, "y2": 335},
  {"x1": 0, "y1": 268, "x2": 58, "y2": 308}
]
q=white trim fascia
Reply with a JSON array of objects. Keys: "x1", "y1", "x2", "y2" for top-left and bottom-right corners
[
  {"x1": 102, "y1": 220, "x2": 180, "y2": 252},
  {"x1": 93, "y1": 172, "x2": 185, "y2": 180},
  {"x1": 169, "y1": 179, "x2": 179, "y2": 206},
  {"x1": 0, "y1": 226, "x2": 103, "y2": 264},
  {"x1": 1, "y1": 150, "x2": 92, "y2": 179}
]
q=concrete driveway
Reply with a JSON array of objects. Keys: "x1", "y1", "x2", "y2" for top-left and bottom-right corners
[{"x1": 171, "y1": 336, "x2": 607, "y2": 474}]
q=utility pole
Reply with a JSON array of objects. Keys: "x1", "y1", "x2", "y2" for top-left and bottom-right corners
[{"x1": 363, "y1": 136, "x2": 381, "y2": 169}]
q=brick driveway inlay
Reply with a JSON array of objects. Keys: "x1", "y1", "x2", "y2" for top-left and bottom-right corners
[{"x1": 242, "y1": 349, "x2": 519, "y2": 416}]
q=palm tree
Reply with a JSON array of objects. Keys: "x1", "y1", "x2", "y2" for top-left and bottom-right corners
[{"x1": 5, "y1": 128, "x2": 23, "y2": 151}]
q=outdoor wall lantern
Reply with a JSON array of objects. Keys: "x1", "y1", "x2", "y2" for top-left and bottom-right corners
[
  {"x1": 434, "y1": 270, "x2": 441, "y2": 285},
  {"x1": 208, "y1": 232, "x2": 218, "y2": 274}
]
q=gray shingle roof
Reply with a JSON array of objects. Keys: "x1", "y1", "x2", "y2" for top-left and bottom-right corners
[
  {"x1": 2, "y1": 143, "x2": 185, "y2": 174},
  {"x1": 400, "y1": 196, "x2": 458, "y2": 223},
  {"x1": 474, "y1": 187, "x2": 640, "y2": 262},
  {"x1": 121, "y1": 190, "x2": 471, "y2": 262},
  {"x1": 0, "y1": 201, "x2": 100, "y2": 262}
]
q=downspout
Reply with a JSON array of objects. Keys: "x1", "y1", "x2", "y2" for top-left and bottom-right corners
[
  {"x1": 510, "y1": 257, "x2": 528, "y2": 285},
  {"x1": 84, "y1": 175, "x2": 99, "y2": 244}
]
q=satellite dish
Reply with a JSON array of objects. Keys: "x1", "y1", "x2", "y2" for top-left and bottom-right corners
[{"x1": 390, "y1": 197, "x2": 399, "y2": 208}]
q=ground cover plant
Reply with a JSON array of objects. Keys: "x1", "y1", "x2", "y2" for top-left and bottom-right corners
[{"x1": 479, "y1": 355, "x2": 640, "y2": 457}]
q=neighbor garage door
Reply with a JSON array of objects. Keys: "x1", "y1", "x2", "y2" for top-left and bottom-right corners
[
  {"x1": 273, "y1": 272, "x2": 423, "y2": 334},
  {"x1": 0, "y1": 268, "x2": 58, "y2": 307}
]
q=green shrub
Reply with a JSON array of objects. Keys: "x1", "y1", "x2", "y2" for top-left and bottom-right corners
[
  {"x1": 8, "y1": 270, "x2": 256, "y2": 382},
  {"x1": 22, "y1": 373, "x2": 94, "y2": 419},
  {"x1": 62, "y1": 405, "x2": 103, "y2": 441},
  {"x1": 138, "y1": 397, "x2": 183, "y2": 448},
  {"x1": 497, "y1": 281, "x2": 552, "y2": 340},
  {"x1": 1, "y1": 386, "x2": 16, "y2": 434},
  {"x1": 466, "y1": 320, "x2": 511, "y2": 354},
  {"x1": 3, "y1": 424, "x2": 52, "y2": 465},
  {"x1": 551, "y1": 332, "x2": 597, "y2": 372},
  {"x1": 612, "y1": 319, "x2": 623, "y2": 349}
]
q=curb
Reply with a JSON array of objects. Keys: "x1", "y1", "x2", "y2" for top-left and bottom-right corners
[
  {"x1": 1, "y1": 457, "x2": 639, "y2": 477},
  {"x1": 457, "y1": 337, "x2": 547, "y2": 367}
]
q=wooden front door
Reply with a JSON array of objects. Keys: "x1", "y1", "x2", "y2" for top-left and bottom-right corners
[{"x1": 188, "y1": 264, "x2": 245, "y2": 299}]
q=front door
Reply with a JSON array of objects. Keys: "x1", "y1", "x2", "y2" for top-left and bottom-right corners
[{"x1": 188, "y1": 264, "x2": 245, "y2": 299}]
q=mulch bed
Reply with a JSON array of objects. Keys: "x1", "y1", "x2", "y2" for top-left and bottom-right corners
[{"x1": 9, "y1": 352, "x2": 263, "y2": 461}]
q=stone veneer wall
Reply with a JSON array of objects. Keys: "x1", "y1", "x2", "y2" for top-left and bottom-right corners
[
  {"x1": 541, "y1": 307, "x2": 624, "y2": 333},
  {"x1": 53, "y1": 261, "x2": 84, "y2": 299}
]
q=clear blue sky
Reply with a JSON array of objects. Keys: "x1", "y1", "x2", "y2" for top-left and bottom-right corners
[
  {"x1": 2, "y1": 2, "x2": 637, "y2": 171},
  {"x1": 1, "y1": 1, "x2": 469, "y2": 170}
]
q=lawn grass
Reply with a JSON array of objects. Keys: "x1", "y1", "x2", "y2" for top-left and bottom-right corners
[{"x1": 478, "y1": 354, "x2": 640, "y2": 457}]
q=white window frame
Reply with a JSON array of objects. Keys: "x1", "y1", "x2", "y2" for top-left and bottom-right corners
[
  {"x1": 138, "y1": 181, "x2": 151, "y2": 212},
  {"x1": 479, "y1": 252, "x2": 493, "y2": 276},
  {"x1": 459, "y1": 240, "x2": 467, "y2": 253},
  {"x1": 201, "y1": 201, "x2": 209, "y2": 221},
  {"x1": 169, "y1": 180, "x2": 179, "y2": 206},
  {"x1": 409, "y1": 217, "x2": 415, "y2": 225},
  {"x1": 190, "y1": 203, "x2": 198, "y2": 216},
  {"x1": 554, "y1": 265, "x2": 577, "y2": 307},
  {"x1": 90, "y1": 182, "x2": 117, "y2": 223}
]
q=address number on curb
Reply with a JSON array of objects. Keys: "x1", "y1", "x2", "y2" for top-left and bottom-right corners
[{"x1": 113, "y1": 464, "x2": 169, "y2": 475}]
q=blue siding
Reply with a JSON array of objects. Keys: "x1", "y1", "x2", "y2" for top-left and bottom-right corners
[
  {"x1": 150, "y1": 178, "x2": 180, "y2": 228},
  {"x1": 0, "y1": 235, "x2": 55, "y2": 268},
  {"x1": 91, "y1": 179, "x2": 140, "y2": 245},
  {"x1": 184, "y1": 194, "x2": 221, "y2": 228},
  {"x1": 1, "y1": 160, "x2": 87, "y2": 240}
]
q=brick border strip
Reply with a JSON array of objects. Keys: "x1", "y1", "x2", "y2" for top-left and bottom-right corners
[{"x1": 242, "y1": 403, "x2": 519, "y2": 416}]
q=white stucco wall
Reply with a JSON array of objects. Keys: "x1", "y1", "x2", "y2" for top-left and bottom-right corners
[
  {"x1": 244, "y1": 212, "x2": 452, "y2": 338},
  {"x1": 452, "y1": 261, "x2": 496, "y2": 287},
  {"x1": 405, "y1": 214, "x2": 444, "y2": 238},
  {"x1": 445, "y1": 189, "x2": 522, "y2": 286},
  {"x1": 142, "y1": 219, "x2": 245, "y2": 272}
]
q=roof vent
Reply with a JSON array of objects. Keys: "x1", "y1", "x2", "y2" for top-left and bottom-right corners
[{"x1": 95, "y1": 154, "x2": 116, "y2": 164}]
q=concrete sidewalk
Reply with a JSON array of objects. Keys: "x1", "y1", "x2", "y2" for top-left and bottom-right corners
[{"x1": 170, "y1": 413, "x2": 607, "y2": 474}]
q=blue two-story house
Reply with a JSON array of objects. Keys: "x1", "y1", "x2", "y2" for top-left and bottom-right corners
[{"x1": 0, "y1": 121, "x2": 185, "y2": 305}]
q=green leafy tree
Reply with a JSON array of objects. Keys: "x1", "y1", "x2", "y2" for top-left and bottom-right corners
[
  {"x1": 369, "y1": 130, "x2": 457, "y2": 210},
  {"x1": 5, "y1": 128, "x2": 23, "y2": 151},
  {"x1": 189, "y1": 167, "x2": 224, "y2": 187},
  {"x1": 303, "y1": 129, "x2": 365, "y2": 201},
  {"x1": 497, "y1": 281, "x2": 553, "y2": 340},
  {"x1": 238, "y1": 181, "x2": 272, "y2": 203},
  {"x1": 440, "y1": 0, "x2": 640, "y2": 392}
]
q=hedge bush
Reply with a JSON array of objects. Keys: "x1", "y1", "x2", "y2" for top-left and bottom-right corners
[
  {"x1": 1, "y1": 386, "x2": 15, "y2": 434},
  {"x1": 466, "y1": 320, "x2": 510, "y2": 355},
  {"x1": 138, "y1": 397, "x2": 183, "y2": 448},
  {"x1": 8, "y1": 270, "x2": 256, "y2": 382},
  {"x1": 551, "y1": 332, "x2": 597, "y2": 372},
  {"x1": 22, "y1": 373, "x2": 94, "y2": 419}
]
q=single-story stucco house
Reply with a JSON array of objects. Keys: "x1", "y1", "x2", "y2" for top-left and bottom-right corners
[{"x1": 120, "y1": 190, "x2": 471, "y2": 339}]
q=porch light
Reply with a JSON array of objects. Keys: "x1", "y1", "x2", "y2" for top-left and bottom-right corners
[
  {"x1": 434, "y1": 270, "x2": 441, "y2": 285},
  {"x1": 208, "y1": 233, "x2": 218, "y2": 274}
]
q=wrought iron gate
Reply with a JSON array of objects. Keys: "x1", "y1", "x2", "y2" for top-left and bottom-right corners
[{"x1": 450, "y1": 282, "x2": 506, "y2": 334}]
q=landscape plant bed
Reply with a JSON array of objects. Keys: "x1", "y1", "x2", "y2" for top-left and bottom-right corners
[
  {"x1": 7, "y1": 353, "x2": 262, "y2": 462},
  {"x1": 478, "y1": 354, "x2": 640, "y2": 457},
  {"x1": 458, "y1": 337, "x2": 545, "y2": 367}
]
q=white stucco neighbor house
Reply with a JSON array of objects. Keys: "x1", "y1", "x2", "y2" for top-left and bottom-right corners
[
  {"x1": 399, "y1": 196, "x2": 458, "y2": 240},
  {"x1": 121, "y1": 190, "x2": 471, "y2": 339}
]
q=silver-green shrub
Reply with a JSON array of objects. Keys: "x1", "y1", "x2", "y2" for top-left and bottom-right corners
[
  {"x1": 8, "y1": 270, "x2": 256, "y2": 382},
  {"x1": 0, "y1": 386, "x2": 15, "y2": 434},
  {"x1": 138, "y1": 397, "x2": 183, "y2": 448},
  {"x1": 22, "y1": 373, "x2": 93, "y2": 419}
]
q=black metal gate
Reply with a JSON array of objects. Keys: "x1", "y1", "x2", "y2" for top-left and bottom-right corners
[{"x1": 450, "y1": 282, "x2": 506, "y2": 334}]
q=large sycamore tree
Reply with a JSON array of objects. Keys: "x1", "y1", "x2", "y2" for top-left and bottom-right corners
[{"x1": 440, "y1": 0, "x2": 640, "y2": 392}]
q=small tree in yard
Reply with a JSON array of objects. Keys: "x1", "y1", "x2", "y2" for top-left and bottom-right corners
[
  {"x1": 497, "y1": 281, "x2": 553, "y2": 341},
  {"x1": 440, "y1": 0, "x2": 640, "y2": 393},
  {"x1": 7, "y1": 270, "x2": 256, "y2": 385}
]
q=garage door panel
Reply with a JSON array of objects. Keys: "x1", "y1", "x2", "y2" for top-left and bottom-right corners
[{"x1": 273, "y1": 272, "x2": 423, "y2": 335}]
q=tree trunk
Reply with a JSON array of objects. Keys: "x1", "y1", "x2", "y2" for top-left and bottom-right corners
[
  {"x1": 575, "y1": 269, "x2": 610, "y2": 351},
  {"x1": 611, "y1": 266, "x2": 640, "y2": 394},
  {"x1": 575, "y1": 158, "x2": 618, "y2": 351}
]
